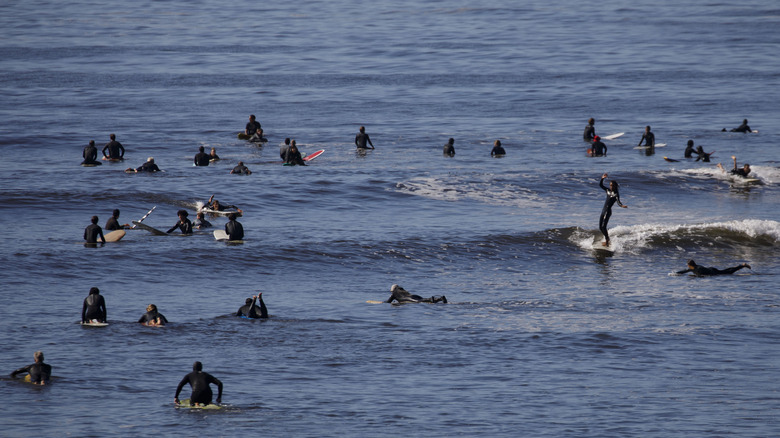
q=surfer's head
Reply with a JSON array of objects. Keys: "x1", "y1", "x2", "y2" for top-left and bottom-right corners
[
  {"x1": 646, "y1": 126, "x2": 651, "y2": 132},
  {"x1": 193, "y1": 361, "x2": 203, "y2": 372},
  {"x1": 249, "y1": 114, "x2": 256, "y2": 121},
  {"x1": 89, "y1": 287, "x2": 100, "y2": 295},
  {"x1": 34, "y1": 351, "x2": 44, "y2": 363},
  {"x1": 593, "y1": 135, "x2": 600, "y2": 142},
  {"x1": 448, "y1": 138, "x2": 455, "y2": 145},
  {"x1": 177, "y1": 209, "x2": 188, "y2": 218},
  {"x1": 199, "y1": 146, "x2": 205, "y2": 153},
  {"x1": 687, "y1": 259, "x2": 698, "y2": 269},
  {"x1": 228, "y1": 213, "x2": 237, "y2": 221},
  {"x1": 147, "y1": 157, "x2": 154, "y2": 163},
  {"x1": 359, "y1": 126, "x2": 366, "y2": 133},
  {"x1": 743, "y1": 119, "x2": 748, "y2": 124},
  {"x1": 146, "y1": 304, "x2": 157, "y2": 312},
  {"x1": 110, "y1": 133, "x2": 116, "y2": 140},
  {"x1": 588, "y1": 118, "x2": 595, "y2": 125},
  {"x1": 91, "y1": 215, "x2": 99, "y2": 224},
  {"x1": 285, "y1": 138, "x2": 291, "y2": 145},
  {"x1": 494, "y1": 140, "x2": 501, "y2": 147},
  {"x1": 89, "y1": 140, "x2": 95, "y2": 146},
  {"x1": 610, "y1": 180, "x2": 619, "y2": 191},
  {"x1": 112, "y1": 209, "x2": 120, "y2": 218},
  {"x1": 246, "y1": 298, "x2": 253, "y2": 305},
  {"x1": 687, "y1": 140, "x2": 694, "y2": 147}
]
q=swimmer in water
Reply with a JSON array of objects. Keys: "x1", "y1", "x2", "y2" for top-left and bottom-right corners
[
  {"x1": 598, "y1": 173, "x2": 627, "y2": 247},
  {"x1": 11, "y1": 351, "x2": 51, "y2": 385},
  {"x1": 236, "y1": 293, "x2": 268, "y2": 318},
  {"x1": 386, "y1": 284, "x2": 447, "y2": 304},
  {"x1": 82, "y1": 140, "x2": 101, "y2": 165},
  {"x1": 194, "y1": 146, "x2": 210, "y2": 166},
  {"x1": 102, "y1": 133, "x2": 125, "y2": 159},
  {"x1": 676, "y1": 259, "x2": 751, "y2": 276},
  {"x1": 684, "y1": 140, "x2": 696, "y2": 158},
  {"x1": 175, "y1": 361, "x2": 223, "y2": 407},
  {"x1": 193, "y1": 212, "x2": 212, "y2": 229},
  {"x1": 637, "y1": 125, "x2": 655, "y2": 147},
  {"x1": 590, "y1": 135, "x2": 607, "y2": 156}
]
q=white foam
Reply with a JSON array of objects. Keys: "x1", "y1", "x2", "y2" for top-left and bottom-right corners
[{"x1": 396, "y1": 175, "x2": 546, "y2": 208}]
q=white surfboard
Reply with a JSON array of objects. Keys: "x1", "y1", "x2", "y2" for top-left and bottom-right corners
[
  {"x1": 603, "y1": 132, "x2": 625, "y2": 140},
  {"x1": 81, "y1": 321, "x2": 109, "y2": 327},
  {"x1": 104, "y1": 230, "x2": 126, "y2": 242},
  {"x1": 214, "y1": 230, "x2": 229, "y2": 241}
]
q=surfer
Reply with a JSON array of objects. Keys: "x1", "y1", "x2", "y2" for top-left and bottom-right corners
[
  {"x1": 676, "y1": 259, "x2": 751, "y2": 276},
  {"x1": 225, "y1": 213, "x2": 244, "y2": 240},
  {"x1": 105, "y1": 209, "x2": 129, "y2": 230},
  {"x1": 82, "y1": 287, "x2": 107, "y2": 323},
  {"x1": 101, "y1": 133, "x2": 125, "y2": 159},
  {"x1": 694, "y1": 146, "x2": 712, "y2": 162},
  {"x1": 194, "y1": 146, "x2": 210, "y2": 166},
  {"x1": 82, "y1": 140, "x2": 101, "y2": 165},
  {"x1": 684, "y1": 140, "x2": 696, "y2": 158},
  {"x1": 355, "y1": 126, "x2": 374, "y2": 150},
  {"x1": 84, "y1": 215, "x2": 106, "y2": 244},
  {"x1": 167, "y1": 210, "x2": 193, "y2": 234},
  {"x1": 443, "y1": 138, "x2": 455, "y2": 156},
  {"x1": 280, "y1": 138, "x2": 292, "y2": 159},
  {"x1": 230, "y1": 161, "x2": 252, "y2": 175},
  {"x1": 284, "y1": 142, "x2": 306, "y2": 166},
  {"x1": 193, "y1": 212, "x2": 212, "y2": 229},
  {"x1": 133, "y1": 157, "x2": 161, "y2": 172},
  {"x1": 175, "y1": 361, "x2": 223, "y2": 407},
  {"x1": 583, "y1": 118, "x2": 596, "y2": 143},
  {"x1": 590, "y1": 135, "x2": 607, "y2": 156},
  {"x1": 637, "y1": 126, "x2": 655, "y2": 147},
  {"x1": 490, "y1": 140, "x2": 505, "y2": 157},
  {"x1": 598, "y1": 173, "x2": 627, "y2": 247},
  {"x1": 236, "y1": 293, "x2": 268, "y2": 318},
  {"x1": 725, "y1": 119, "x2": 752, "y2": 133},
  {"x1": 138, "y1": 304, "x2": 168, "y2": 326},
  {"x1": 245, "y1": 114, "x2": 262, "y2": 138},
  {"x1": 11, "y1": 351, "x2": 51, "y2": 385},
  {"x1": 251, "y1": 128, "x2": 268, "y2": 143},
  {"x1": 717, "y1": 156, "x2": 751, "y2": 178},
  {"x1": 386, "y1": 284, "x2": 447, "y2": 304},
  {"x1": 209, "y1": 147, "x2": 220, "y2": 161}
]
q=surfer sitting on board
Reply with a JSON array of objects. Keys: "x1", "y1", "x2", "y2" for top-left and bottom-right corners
[
  {"x1": 105, "y1": 209, "x2": 129, "y2": 231},
  {"x1": 355, "y1": 126, "x2": 374, "y2": 150},
  {"x1": 225, "y1": 213, "x2": 244, "y2": 240},
  {"x1": 284, "y1": 142, "x2": 306, "y2": 166},
  {"x1": 590, "y1": 136, "x2": 607, "y2": 156},
  {"x1": 84, "y1": 215, "x2": 106, "y2": 244},
  {"x1": 637, "y1": 125, "x2": 655, "y2": 147},
  {"x1": 583, "y1": 118, "x2": 595, "y2": 143},
  {"x1": 236, "y1": 294, "x2": 268, "y2": 319},
  {"x1": 676, "y1": 259, "x2": 751, "y2": 276},
  {"x1": 598, "y1": 173, "x2": 627, "y2": 247},
  {"x1": 717, "y1": 156, "x2": 751, "y2": 178},
  {"x1": 11, "y1": 351, "x2": 51, "y2": 385},
  {"x1": 82, "y1": 287, "x2": 107, "y2": 324},
  {"x1": 490, "y1": 140, "x2": 506, "y2": 157},
  {"x1": 694, "y1": 146, "x2": 712, "y2": 162},
  {"x1": 138, "y1": 304, "x2": 168, "y2": 326},
  {"x1": 193, "y1": 212, "x2": 212, "y2": 229},
  {"x1": 245, "y1": 114, "x2": 262, "y2": 138},
  {"x1": 175, "y1": 361, "x2": 223, "y2": 407},
  {"x1": 82, "y1": 140, "x2": 101, "y2": 165},
  {"x1": 443, "y1": 138, "x2": 455, "y2": 156},
  {"x1": 101, "y1": 133, "x2": 125, "y2": 160},
  {"x1": 386, "y1": 284, "x2": 447, "y2": 304},
  {"x1": 194, "y1": 146, "x2": 210, "y2": 166},
  {"x1": 167, "y1": 210, "x2": 193, "y2": 234}
]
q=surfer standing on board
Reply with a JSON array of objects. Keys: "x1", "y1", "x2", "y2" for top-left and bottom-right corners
[
  {"x1": 101, "y1": 133, "x2": 125, "y2": 160},
  {"x1": 386, "y1": 284, "x2": 447, "y2": 304},
  {"x1": 84, "y1": 215, "x2": 106, "y2": 244},
  {"x1": 598, "y1": 173, "x2": 627, "y2": 247},
  {"x1": 11, "y1": 351, "x2": 51, "y2": 385},
  {"x1": 583, "y1": 118, "x2": 596, "y2": 143},
  {"x1": 175, "y1": 361, "x2": 223, "y2": 407},
  {"x1": 82, "y1": 287, "x2": 107, "y2": 323},
  {"x1": 236, "y1": 293, "x2": 268, "y2": 318},
  {"x1": 355, "y1": 126, "x2": 374, "y2": 150},
  {"x1": 676, "y1": 259, "x2": 751, "y2": 276},
  {"x1": 717, "y1": 156, "x2": 751, "y2": 178}
]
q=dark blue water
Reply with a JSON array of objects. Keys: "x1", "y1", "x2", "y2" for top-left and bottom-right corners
[{"x1": 2, "y1": 1, "x2": 779, "y2": 436}]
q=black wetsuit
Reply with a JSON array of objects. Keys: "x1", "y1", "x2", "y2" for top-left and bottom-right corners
[
  {"x1": 731, "y1": 123, "x2": 752, "y2": 133},
  {"x1": 583, "y1": 124, "x2": 595, "y2": 143},
  {"x1": 102, "y1": 141, "x2": 125, "y2": 159},
  {"x1": 135, "y1": 162, "x2": 160, "y2": 172},
  {"x1": 684, "y1": 144, "x2": 695, "y2": 158},
  {"x1": 84, "y1": 223, "x2": 105, "y2": 244},
  {"x1": 638, "y1": 131, "x2": 655, "y2": 147},
  {"x1": 236, "y1": 296, "x2": 268, "y2": 318},
  {"x1": 82, "y1": 293, "x2": 107, "y2": 323},
  {"x1": 592, "y1": 140, "x2": 607, "y2": 156},
  {"x1": 695, "y1": 151, "x2": 711, "y2": 162},
  {"x1": 284, "y1": 148, "x2": 306, "y2": 166},
  {"x1": 246, "y1": 120, "x2": 261, "y2": 135},
  {"x1": 676, "y1": 265, "x2": 749, "y2": 276},
  {"x1": 193, "y1": 218, "x2": 212, "y2": 229},
  {"x1": 194, "y1": 152, "x2": 210, "y2": 166},
  {"x1": 599, "y1": 178, "x2": 624, "y2": 242},
  {"x1": 82, "y1": 145, "x2": 100, "y2": 165},
  {"x1": 225, "y1": 219, "x2": 244, "y2": 240},
  {"x1": 138, "y1": 310, "x2": 168, "y2": 325},
  {"x1": 175, "y1": 371, "x2": 223, "y2": 406},
  {"x1": 386, "y1": 287, "x2": 447, "y2": 304},
  {"x1": 167, "y1": 218, "x2": 193, "y2": 234},
  {"x1": 491, "y1": 145, "x2": 506, "y2": 156},
  {"x1": 443, "y1": 142, "x2": 455, "y2": 156},
  {"x1": 280, "y1": 143, "x2": 291, "y2": 159},
  {"x1": 11, "y1": 362, "x2": 52, "y2": 384},
  {"x1": 231, "y1": 164, "x2": 251, "y2": 175},
  {"x1": 731, "y1": 168, "x2": 750, "y2": 178},
  {"x1": 105, "y1": 216, "x2": 124, "y2": 231},
  {"x1": 355, "y1": 132, "x2": 374, "y2": 149}
]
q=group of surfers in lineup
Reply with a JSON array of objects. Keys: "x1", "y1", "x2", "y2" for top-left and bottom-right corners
[{"x1": 16, "y1": 116, "x2": 754, "y2": 401}]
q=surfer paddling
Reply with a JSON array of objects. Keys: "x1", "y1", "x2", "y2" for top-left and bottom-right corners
[
  {"x1": 676, "y1": 259, "x2": 751, "y2": 276},
  {"x1": 236, "y1": 293, "x2": 268, "y2": 318},
  {"x1": 723, "y1": 119, "x2": 752, "y2": 133},
  {"x1": 597, "y1": 173, "x2": 627, "y2": 247},
  {"x1": 717, "y1": 156, "x2": 751, "y2": 178},
  {"x1": 11, "y1": 351, "x2": 51, "y2": 385},
  {"x1": 81, "y1": 140, "x2": 101, "y2": 165},
  {"x1": 175, "y1": 361, "x2": 223, "y2": 407},
  {"x1": 386, "y1": 284, "x2": 447, "y2": 304},
  {"x1": 230, "y1": 161, "x2": 252, "y2": 175}
]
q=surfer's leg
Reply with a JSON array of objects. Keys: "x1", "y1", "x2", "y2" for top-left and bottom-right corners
[
  {"x1": 718, "y1": 264, "x2": 749, "y2": 275},
  {"x1": 599, "y1": 208, "x2": 612, "y2": 242}
]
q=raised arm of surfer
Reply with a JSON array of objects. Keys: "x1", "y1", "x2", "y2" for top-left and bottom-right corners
[
  {"x1": 717, "y1": 156, "x2": 751, "y2": 178},
  {"x1": 236, "y1": 294, "x2": 268, "y2": 318}
]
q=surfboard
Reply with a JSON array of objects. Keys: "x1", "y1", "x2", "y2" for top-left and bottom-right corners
[
  {"x1": 303, "y1": 149, "x2": 324, "y2": 162},
  {"x1": 176, "y1": 399, "x2": 222, "y2": 410},
  {"x1": 131, "y1": 221, "x2": 167, "y2": 236},
  {"x1": 237, "y1": 133, "x2": 250, "y2": 140},
  {"x1": 214, "y1": 230, "x2": 229, "y2": 241},
  {"x1": 102, "y1": 157, "x2": 124, "y2": 162},
  {"x1": 81, "y1": 321, "x2": 109, "y2": 327},
  {"x1": 81, "y1": 162, "x2": 102, "y2": 167},
  {"x1": 199, "y1": 208, "x2": 242, "y2": 216},
  {"x1": 366, "y1": 300, "x2": 385, "y2": 304},
  {"x1": 603, "y1": 132, "x2": 624, "y2": 140},
  {"x1": 663, "y1": 157, "x2": 679, "y2": 162},
  {"x1": 104, "y1": 230, "x2": 126, "y2": 242}
]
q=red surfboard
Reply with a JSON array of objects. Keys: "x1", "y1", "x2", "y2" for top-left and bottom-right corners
[{"x1": 303, "y1": 149, "x2": 324, "y2": 162}]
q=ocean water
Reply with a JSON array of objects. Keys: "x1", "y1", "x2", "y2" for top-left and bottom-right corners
[{"x1": 1, "y1": 0, "x2": 779, "y2": 436}]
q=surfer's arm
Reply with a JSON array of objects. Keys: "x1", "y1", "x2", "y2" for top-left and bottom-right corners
[
  {"x1": 213, "y1": 376, "x2": 223, "y2": 403},
  {"x1": 675, "y1": 268, "x2": 692, "y2": 275},
  {"x1": 10, "y1": 365, "x2": 31, "y2": 378},
  {"x1": 81, "y1": 299, "x2": 88, "y2": 323},
  {"x1": 258, "y1": 295, "x2": 268, "y2": 318},
  {"x1": 174, "y1": 377, "x2": 188, "y2": 402},
  {"x1": 385, "y1": 295, "x2": 395, "y2": 304}
]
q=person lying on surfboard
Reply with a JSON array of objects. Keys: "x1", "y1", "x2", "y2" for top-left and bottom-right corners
[
  {"x1": 11, "y1": 351, "x2": 51, "y2": 385},
  {"x1": 723, "y1": 119, "x2": 752, "y2": 133},
  {"x1": 386, "y1": 284, "x2": 447, "y2": 304},
  {"x1": 676, "y1": 259, "x2": 751, "y2": 276},
  {"x1": 230, "y1": 161, "x2": 252, "y2": 175},
  {"x1": 138, "y1": 304, "x2": 168, "y2": 326},
  {"x1": 717, "y1": 156, "x2": 751, "y2": 178},
  {"x1": 175, "y1": 361, "x2": 223, "y2": 407},
  {"x1": 236, "y1": 294, "x2": 268, "y2": 318},
  {"x1": 205, "y1": 195, "x2": 240, "y2": 212},
  {"x1": 82, "y1": 287, "x2": 107, "y2": 324},
  {"x1": 132, "y1": 157, "x2": 161, "y2": 172}
]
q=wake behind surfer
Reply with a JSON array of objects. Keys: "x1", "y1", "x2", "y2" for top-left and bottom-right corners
[
  {"x1": 225, "y1": 213, "x2": 244, "y2": 240},
  {"x1": 598, "y1": 173, "x2": 627, "y2": 247},
  {"x1": 167, "y1": 210, "x2": 193, "y2": 234},
  {"x1": 583, "y1": 118, "x2": 596, "y2": 143},
  {"x1": 138, "y1": 304, "x2": 168, "y2": 326},
  {"x1": 101, "y1": 133, "x2": 125, "y2": 160},
  {"x1": 105, "y1": 209, "x2": 129, "y2": 231},
  {"x1": 175, "y1": 361, "x2": 223, "y2": 407},
  {"x1": 10, "y1": 351, "x2": 51, "y2": 385},
  {"x1": 236, "y1": 293, "x2": 268, "y2": 318},
  {"x1": 82, "y1": 140, "x2": 101, "y2": 165},
  {"x1": 443, "y1": 138, "x2": 455, "y2": 156},
  {"x1": 82, "y1": 287, "x2": 107, "y2": 323},
  {"x1": 355, "y1": 126, "x2": 374, "y2": 150},
  {"x1": 637, "y1": 125, "x2": 655, "y2": 147},
  {"x1": 386, "y1": 284, "x2": 447, "y2": 304},
  {"x1": 676, "y1": 259, "x2": 751, "y2": 276},
  {"x1": 84, "y1": 215, "x2": 106, "y2": 244},
  {"x1": 194, "y1": 146, "x2": 210, "y2": 166}
]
